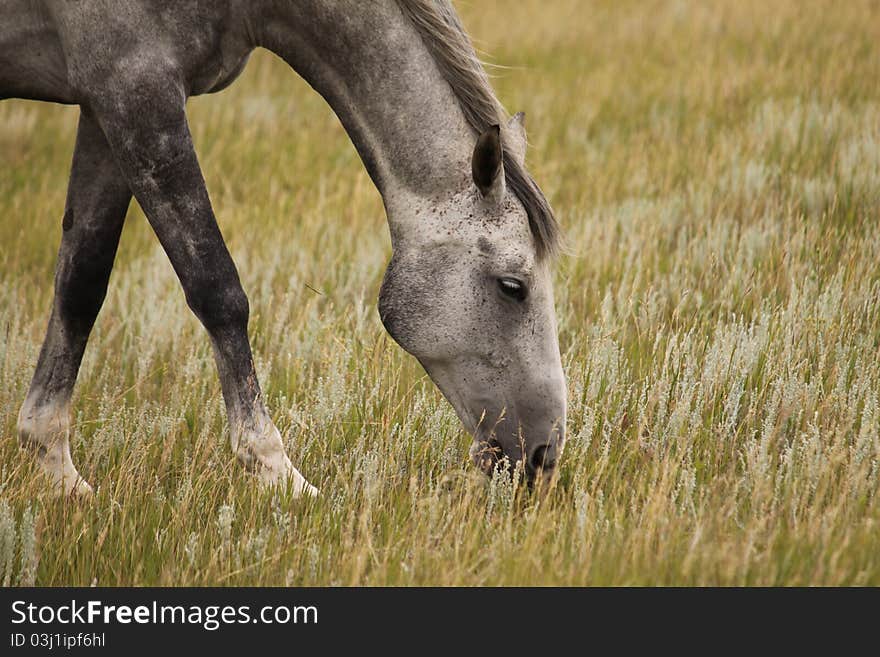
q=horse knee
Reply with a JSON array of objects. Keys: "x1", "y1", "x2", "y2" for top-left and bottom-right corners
[
  {"x1": 55, "y1": 264, "x2": 113, "y2": 333},
  {"x1": 185, "y1": 276, "x2": 250, "y2": 333}
]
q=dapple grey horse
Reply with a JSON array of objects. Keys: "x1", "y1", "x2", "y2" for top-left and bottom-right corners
[{"x1": 1, "y1": 0, "x2": 565, "y2": 497}]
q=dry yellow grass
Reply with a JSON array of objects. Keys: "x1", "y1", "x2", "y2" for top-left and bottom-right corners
[{"x1": 1, "y1": 0, "x2": 879, "y2": 585}]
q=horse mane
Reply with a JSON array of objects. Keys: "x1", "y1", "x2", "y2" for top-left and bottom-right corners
[{"x1": 396, "y1": 0, "x2": 561, "y2": 259}]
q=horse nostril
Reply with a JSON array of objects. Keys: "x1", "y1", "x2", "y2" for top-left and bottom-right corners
[{"x1": 530, "y1": 444, "x2": 556, "y2": 471}]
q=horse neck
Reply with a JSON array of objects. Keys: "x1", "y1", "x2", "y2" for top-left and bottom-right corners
[{"x1": 255, "y1": 1, "x2": 475, "y2": 225}]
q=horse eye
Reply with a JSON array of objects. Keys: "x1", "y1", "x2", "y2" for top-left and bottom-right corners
[{"x1": 497, "y1": 277, "x2": 527, "y2": 302}]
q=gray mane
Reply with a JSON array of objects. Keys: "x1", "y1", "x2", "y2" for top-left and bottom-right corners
[{"x1": 396, "y1": 0, "x2": 561, "y2": 259}]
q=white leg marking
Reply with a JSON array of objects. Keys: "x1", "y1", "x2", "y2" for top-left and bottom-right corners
[
  {"x1": 17, "y1": 400, "x2": 93, "y2": 497},
  {"x1": 232, "y1": 420, "x2": 318, "y2": 498}
]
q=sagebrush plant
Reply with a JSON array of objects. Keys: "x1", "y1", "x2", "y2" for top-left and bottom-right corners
[{"x1": 1, "y1": 0, "x2": 879, "y2": 585}]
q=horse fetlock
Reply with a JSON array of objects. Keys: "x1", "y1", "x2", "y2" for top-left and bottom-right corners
[
  {"x1": 17, "y1": 402, "x2": 92, "y2": 497},
  {"x1": 232, "y1": 423, "x2": 318, "y2": 497},
  {"x1": 18, "y1": 401, "x2": 69, "y2": 446}
]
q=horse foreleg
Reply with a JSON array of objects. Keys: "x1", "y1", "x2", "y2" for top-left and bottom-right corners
[
  {"x1": 86, "y1": 74, "x2": 316, "y2": 497},
  {"x1": 18, "y1": 110, "x2": 131, "y2": 496}
]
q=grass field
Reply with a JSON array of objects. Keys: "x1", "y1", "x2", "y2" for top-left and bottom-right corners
[{"x1": 2, "y1": 0, "x2": 880, "y2": 585}]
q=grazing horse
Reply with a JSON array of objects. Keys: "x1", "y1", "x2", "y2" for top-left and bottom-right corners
[{"x1": 2, "y1": 0, "x2": 566, "y2": 497}]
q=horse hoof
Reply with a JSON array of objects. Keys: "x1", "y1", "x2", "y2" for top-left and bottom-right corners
[
  {"x1": 47, "y1": 473, "x2": 93, "y2": 500},
  {"x1": 295, "y1": 478, "x2": 320, "y2": 498},
  {"x1": 66, "y1": 477, "x2": 94, "y2": 499},
  {"x1": 258, "y1": 460, "x2": 318, "y2": 498},
  {"x1": 30, "y1": 452, "x2": 92, "y2": 499}
]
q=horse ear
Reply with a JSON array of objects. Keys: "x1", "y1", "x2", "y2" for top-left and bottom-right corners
[
  {"x1": 504, "y1": 111, "x2": 527, "y2": 165},
  {"x1": 471, "y1": 124, "x2": 505, "y2": 200}
]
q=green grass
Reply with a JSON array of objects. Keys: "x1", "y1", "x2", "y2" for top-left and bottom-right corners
[{"x1": 2, "y1": 0, "x2": 880, "y2": 585}]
